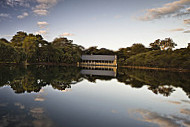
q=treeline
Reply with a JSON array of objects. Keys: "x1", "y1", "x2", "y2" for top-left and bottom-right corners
[
  {"x1": 119, "y1": 39, "x2": 190, "y2": 69},
  {"x1": 0, "y1": 31, "x2": 83, "y2": 64},
  {"x1": 0, "y1": 31, "x2": 190, "y2": 69},
  {"x1": 82, "y1": 38, "x2": 190, "y2": 69}
]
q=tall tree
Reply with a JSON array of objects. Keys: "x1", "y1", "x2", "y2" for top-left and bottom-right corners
[
  {"x1": 150, "y1": 39, "x2": 161, "y2": 50},
  {"x1": 150, "y1": 38, "x2": 177, "y2": 50},
  {"x1": 11, "y1": 31, "x2": 27, "y2": 48},
  {"x1": 22, "y1": 35, "x2": 38, "y2": 64}
]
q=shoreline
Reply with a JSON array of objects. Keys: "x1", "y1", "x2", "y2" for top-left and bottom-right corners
[
  {"x1": 0, "y1": 62, "x2": 77, "y2": 66},
  {"x1": 120, "y1": 65, "x2": 190, "y2": 72},
  {"x1": 0, "y1": 63, "x2": 190, "y2": 72}
]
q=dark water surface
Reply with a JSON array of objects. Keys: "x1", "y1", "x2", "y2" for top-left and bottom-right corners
[{"x1": 0, "y1": 65, "x2": 190, "y2": 127}]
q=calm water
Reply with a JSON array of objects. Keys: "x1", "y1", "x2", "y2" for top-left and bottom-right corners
[{"x1": 0, "y1": 65, "x2": 190, "y2": 127}]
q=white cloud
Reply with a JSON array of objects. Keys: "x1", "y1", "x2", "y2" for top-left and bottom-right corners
[
  {"x1": 17, "y1": 12, "x2": 28, "y2": 19},
  {"x1": 36, "y1": 30, "x2": 47, "y2": 35},
  {"x1": 60, "y1": 33, "x2": 74, "y2": 36},
  {"x1": 169, "y1": 28, "x2": 184, "y2": 32},
  {"x1": 138, "y1": 0, "x2": 190, "y2": 21},
  {"x1": 37, "y1": 21, "x2": 48, "y2": 28},
  {"x1": 33, "y1": 9, "x2": 48, "y2": 16},
  {"x1": 0, "y1": 13, "x2": 10, "y2": 18},
  {"x1": 33, "y1": 0, "x2": 58, "y2": 16},
  {"x1": 184, "y1": 30, "x2": 190, "y2": 33},
  {"x1": 36, "y1": 0, "x2": 57, "y2": 5},
  {"x1": 184, "y1": 19, "x2": 190, "y2": 24},
  {"x1": 6, "y1": 0, "x2": 30, "y2": 7},
  {"x1": 34, "y1": 97, "x2": 45, "y2": 102}
]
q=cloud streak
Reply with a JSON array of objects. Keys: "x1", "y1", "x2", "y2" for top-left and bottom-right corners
[
  {"x1": 0, "y1": 13, "x2": 11, "y2": 18},
  {"x1": 33, "y1": 0, "x2": 58, "y2": 16},
  {"x1": 5, "y1": 0, "x2": 59, "y2": 16},
  {"x1": 138, "y1": 0, "x2": 190, "y2": 21},
  {"x1": 60, "y1": 33, "x2": 74, "y2": 37},
  {"x1": 130, "y1": 109, "x2": 190, "y2": 127},
  {"x1": 184, "y1": 30, "x2": 190, "y2": 33},
  {"x1": 184, "y1": 19, "x2": 190, "y2": 24},
  {"x1": 6, "y1": 0, "x2": 30, "y2": 7},
  {"x1": 169, "y1": 28, "x2": 184, "y2": 32},
  {"x1": 36, "y1": 30, "x2": 47, "y2": 35},
  {"x1": 17, "y1": 12, "x2": 28, "y2": 19},
  {"x1": 37, "y1": 21, "x2": 48, "y2": 28}
]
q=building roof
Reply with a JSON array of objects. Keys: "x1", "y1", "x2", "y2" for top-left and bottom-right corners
[{"x1": 81, "y1": 55, "x2": 116, "y2": 61}]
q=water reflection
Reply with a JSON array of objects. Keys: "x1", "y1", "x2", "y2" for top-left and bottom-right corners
[
  {"x1": 117, "y1": 68, "x2": 190, "y2": 98},
  {"x1": 81, "y1": 66, "x2": 117, "y2": 77},
  {"x1": 0, "y1": 65, "x2": 190, "y2": 127},
  {"x1": 130, "y1": 108, "x2": 190, "y2": 127},
  {"x1": 0, "y1": 65, "x2": 190, "y2": 98},
  {"x1": 0, "y1": 65, "x2": 82, "y2": 93}
]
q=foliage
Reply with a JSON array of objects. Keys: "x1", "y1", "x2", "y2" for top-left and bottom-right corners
[
  {"x1": 11, "y1": 31, "x2": 27, "y2": 48},
  {"x1": 1, "y1": 32, "x2": 83, "y2": 64},
  {"x1": 117, "y1": 68, "x2": 190, "y2": 97},
  {"x1": 0, "y1": 65, "x2": 190, "y2": 98},
  {"x1": 83, "y1": 46, "x2": 115, "y2": 55},
  {"x1": 0, "y1": 40, "x2": 23, "y2": 63},
  {"x1": 150, "y1": 38, "x2": 177, "y2": 50},
  {"x1": 125, "y1": 48, "x2": 190, "y2": 69},
  {"x1": 0, "y1": 31, "x2": 190, "y2": 70},
  {"x1": 116, "y1": 43, "x2": 150, "y2": 65}
]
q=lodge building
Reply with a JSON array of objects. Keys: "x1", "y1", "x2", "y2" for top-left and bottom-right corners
[{"x1": 80, "y1": 55, "x2": 117, "y2": 67}]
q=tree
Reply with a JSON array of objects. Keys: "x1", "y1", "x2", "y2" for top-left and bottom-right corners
[
  {"x1": 160, "y1": 38, "x2": 177, "y2": 50},
  {"x1": 35, "y1": 34, "x2": 50, "y2": 47},
  {"x1": 0, "y1": 40, "x2": 21, "y2": 63},
  {"x1": 150, "y1": 38, "x2": 177, "y2": 50},
  {"x1": 187, "y1": 43, "x2": 190, "y2": 49},
  {"x1": 0, "y1": 38, "x2": 9, "y2": 44},
  {"x1": 131, "y1": 43, "x2": 147, "y2": 55},
  {"x1": 52, "y1": 37, "x2": 83, "y2": 64},
  {"x1": 150, "y1": 39, "x2": 161, "y2": 50},
  {"x1": 83, "y1": 46, "x2": 98, "y2": 55},
  {"x1": 11, "y1": 31, "x2": 27, "y2": 48},
  {"x1": 22, "y1": 35, "x2": 38, "y2": 64},
  {"x1": 52, "y1": 37, "x2": 73, "y2": 47}
]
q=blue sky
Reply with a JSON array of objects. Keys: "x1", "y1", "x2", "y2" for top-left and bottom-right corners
[{"x1": 0, "y1": 0, "x2": 190, "y2": 50}]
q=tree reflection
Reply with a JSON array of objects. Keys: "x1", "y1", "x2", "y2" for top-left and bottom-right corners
[
  {"x1": 0, "y1": 65, "x2": 83, "y2": 93},
  {"x1": 117, "y1": 68, "x2": 190, "y2": 98},
  {"x1": 0, "y1": 65, "x2": 190, "y2": 98}
]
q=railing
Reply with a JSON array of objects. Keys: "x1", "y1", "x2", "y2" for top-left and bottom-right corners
[{"x1": 80, "y1": 62, "x2": 117, "y2": 67}]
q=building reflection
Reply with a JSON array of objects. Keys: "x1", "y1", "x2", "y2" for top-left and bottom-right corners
[
  {"x1": 80, "y1": 66, "x2": 117, "y2": 77},
  {"x1": 0, "y1": 65, "x2": 190, "y2": 98}
]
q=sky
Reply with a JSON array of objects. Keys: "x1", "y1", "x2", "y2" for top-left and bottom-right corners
[{"x1": 0, "y1": 0, "x2": 190, "y2": 50}]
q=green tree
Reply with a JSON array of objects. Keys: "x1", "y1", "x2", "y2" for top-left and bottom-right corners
[
  {"x1": 0, "y1": 40, "x2": 21, "y2": 63},
  {"x1": 0, "y1": 38, "x2": 9, "y2": 44},
  {"x1": 11, "y1": 31, "x2": 27, "y2": 48},
  {"x1": 131, "y1": 43, "x2": 147, "y2": 55},
  {"x1": 150, "y1": 38, "x2": 177, "y2": 50},
  {"x1": 22, "y1": 35, "x2": 38, "y2": 64},
  {"x1": 150, "y1": 39, "x2": 161, "y2": 50}
]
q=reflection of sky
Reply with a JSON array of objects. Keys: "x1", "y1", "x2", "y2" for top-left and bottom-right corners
[
  {"x1": 0, "y1": 0, "x2": 190, "y2": 50},
  {"x1": 0, "y1": 78, "x2": 190, "y2": 127}
]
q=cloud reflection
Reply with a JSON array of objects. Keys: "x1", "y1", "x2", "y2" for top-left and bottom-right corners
[
  {"x1": 14, "y1": 102, "x2": 25, "y2": 109},
  {"x1": 34, "y1": 97, "x2": 45, "y2": 102},
  {"x1": 180, "y1": 108, "x2": 190, "y2": 115},
  {"x1": 130, "y1": 109, "x2": 180, "y2": 127}
]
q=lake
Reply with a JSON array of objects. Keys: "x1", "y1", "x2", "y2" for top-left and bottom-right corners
[{"x1": 0, "y1": 65, "x2": 190, "y2": 127}]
